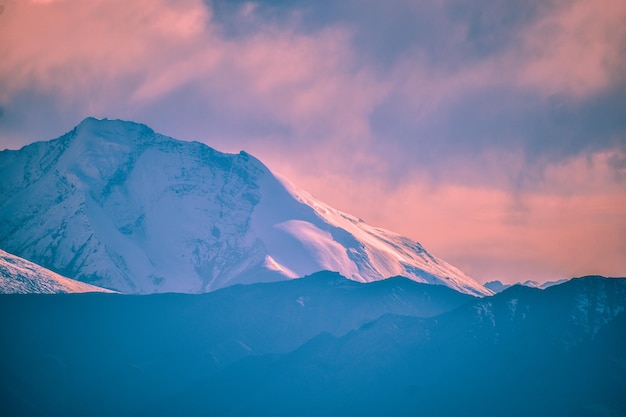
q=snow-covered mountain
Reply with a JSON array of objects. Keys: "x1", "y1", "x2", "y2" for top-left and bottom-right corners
[
  {"x1": 0, "y1": 249, "x2": 113, "y2": 294},
  {"x1": 0, "y1": 117, "x2": 490, "y2": 295}
]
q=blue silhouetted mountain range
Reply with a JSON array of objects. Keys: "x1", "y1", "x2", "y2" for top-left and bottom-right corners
[{"x1": 1, "y1": 272, "x2": 624, "y2": 415}]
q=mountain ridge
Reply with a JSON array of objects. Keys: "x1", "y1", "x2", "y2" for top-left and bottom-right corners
[
  {"x1": 0, "y1": 271, "x2": 622, "y2": 415},
  {"x1": 485, "y1": 278, "x2": 570, "y2": 293},
  {"x1": 159, "y1": 275, "x2": 626, "y2": 416}
]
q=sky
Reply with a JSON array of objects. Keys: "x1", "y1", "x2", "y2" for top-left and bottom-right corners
[{"x1": 0, "y1": 0, "x2": 625, "y2": 284}]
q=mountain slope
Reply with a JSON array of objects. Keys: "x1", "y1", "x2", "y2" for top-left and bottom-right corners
[
  {"x1": 0, "y1": 117, "x2": 490, "y2": 295},
  {"x1": 0, "y1": 249, "x2": 113, "y2": 294}
]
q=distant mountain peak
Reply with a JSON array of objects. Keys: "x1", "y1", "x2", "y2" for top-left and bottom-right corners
[
  {"x1": 485, "y1": 277, "x2": 575, "y2": 293},
  {"x1": 0, "y1": 118, "x2": 491, "y2": 296}
]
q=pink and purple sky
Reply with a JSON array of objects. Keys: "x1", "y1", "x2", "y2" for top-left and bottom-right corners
[{"x1": 1, "y1": 0, "x2": 625, "y2": 284}]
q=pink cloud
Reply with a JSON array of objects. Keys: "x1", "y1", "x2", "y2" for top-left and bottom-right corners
[
  {"x1": 0, "y1": 0, "x2": 211, "y2": 102},
  {"x1": 282, "y1": 150, "x2": 626, "y2": 284},
  {"x1": 515, "y1": 0, "x2": 626, "y2": 98},
  {"x1": 5, "y1": 0, "x2": 622, "y2": 153}
]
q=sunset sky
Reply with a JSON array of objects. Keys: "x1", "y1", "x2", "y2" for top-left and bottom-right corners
[{"x1": 1, "y1": 0, "x2": 625, "y2": 284}]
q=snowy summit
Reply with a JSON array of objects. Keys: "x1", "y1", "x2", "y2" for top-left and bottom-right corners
[{"x1": 0, "y1": 118, "x2": 491, "y2": 296}]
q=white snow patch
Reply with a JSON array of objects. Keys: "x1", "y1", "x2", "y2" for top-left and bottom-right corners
[
  {"x1": 264, "y1": 255, "x2": 298, "y2": 279},
  {"x1": 0, "y1": 249, "x2": 115, "y2": 294}
]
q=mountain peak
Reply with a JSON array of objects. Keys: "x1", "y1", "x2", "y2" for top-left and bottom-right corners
[
  {"x1": 70, "y1": 117, "x2": 157, "y2": 149},
  {"x1": 76, "y1": 116, "x2": 153, "y2": 134},
  {"x1": 300, "y1": 270, "x2": 353, "y2": 286}
]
